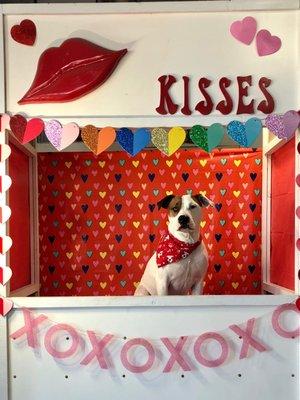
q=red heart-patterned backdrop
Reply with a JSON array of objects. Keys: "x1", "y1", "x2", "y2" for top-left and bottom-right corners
[{"x1": 38, "y1": 148, "x2": 262, "y2": 296}]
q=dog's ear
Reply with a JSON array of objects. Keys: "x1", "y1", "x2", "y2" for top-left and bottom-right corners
[
  {"x1": 157, "y1": 195, "x2": 175, "y2": 210},
  {"x1": 193, "y1": 194, "x2": 215, "y2": 208}
]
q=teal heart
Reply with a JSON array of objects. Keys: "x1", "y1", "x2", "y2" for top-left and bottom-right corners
[
  {"x1": 53, "y1": 251, "x2": 59, "y2": 258},
  {"x1": 207, "y1": 123, "x2": 225, "y2": 152},
  {"x1": 153, "y1": 189, "x2": 159, "y2": 196},
  {"x1": 86, "y1": 190, "x2": 92, "y2": 197},
  {"x1": 220, "y1": 189, "x2": 227, "y2": 196},
  {"x1": 253, "y1": 250, "x2": 259, "y2": 257},
  {"x1": 52, "y1": 160, "x2": 58, "y2": 167},
  {"x1": 219, "y1": 280, "x2": 225, "y2": 287},
  {"x1": 86, "y1": 281, "x2": 93, "y2": 288},
  {"x1": 119, "y1": 190, "x2": 126, "y2": 196},
  {"x1": 85, "y1": 160, "x2": 92, "y2": 166},
  {"x1": 153, "y1": 159, "x2": 159, "y2": 166},
  {"x1": 254, "y1": 220, "x2": 259, "y2": 226},
  {"x1": 254, "y1": 189, "x2": 260, "y2": 196},
  {"x1": 120, "y1": 280, "x2": 127, "y2": 288},
  {"x1": 255, "y1": 159, "x2": 261, "y2": 165},
  {"x1": 189, "y1": 125, "x2": 208, "y2": 151},
  {"x1": 220, "y1": 158, "x2": 227, "y2": 165},
  {"x1": 153, "y1": 220, "x2": 159, "y2": 226},
  {"x1": 120, "y1": 220, "x2": 126, "y2": 227},
  {"x1": 86, "y1": 251, "x2": 93, "y2": 257},
  {"x1": 53, "y1": 220, "x2": 59, "y2": 227},
  {"x1": 52, "y1": 190, "x2": 59, "y2": 197},
  {"x1": 245, "y1": 118, "x2": 262, "y2": 146},
  {"x1": 220, "y1": 220, "x2": 226, "y2": 226},
  {"x1": 53, "y1": 281, "x2": 59, "y2": 288},
  {"x1": 119, "y1": 159, "x2": 125, "y2": 166},
  {"x1": 120, "y1": 250, "x2": 126, "y2": 256},
  {"x1": 253, "y1": 281, "x2": 259, "y2": 288},
  {"x1": 219, "y1": 250, "x2": 225, "y2": 257},
  {"x1": 186, "y1": 159, "x2": 193, "y2": 166},
  {"x1": 86, "y1": 220, "x2": 92, "y2": 227}
]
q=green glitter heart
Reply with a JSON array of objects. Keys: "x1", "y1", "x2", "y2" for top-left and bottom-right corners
[{"x1": 189, "y1": 125, "x2": 208, "y2": 152}]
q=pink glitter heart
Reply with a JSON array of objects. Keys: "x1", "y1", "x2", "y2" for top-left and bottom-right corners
[{"x1": 230, "y1": 16, "x2": 257, "y2": 45}]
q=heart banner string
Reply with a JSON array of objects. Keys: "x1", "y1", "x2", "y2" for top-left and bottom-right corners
[{"x1": 1, "y1": 111, "x2": 299, "y2": 156}]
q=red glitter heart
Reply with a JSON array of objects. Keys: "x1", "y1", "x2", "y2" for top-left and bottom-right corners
[
  {"x1": 11, "y1": 19, "x2": 36, "y2": 46},
  {"x1": 10, "y1": 115, "x2": 44, "y2": 144}
]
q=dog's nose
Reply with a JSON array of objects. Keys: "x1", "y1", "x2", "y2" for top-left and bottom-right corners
[{"x1": 178, "y1": 215, "x2": 190, "y2": 226}]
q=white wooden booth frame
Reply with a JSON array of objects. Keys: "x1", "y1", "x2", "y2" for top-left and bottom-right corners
[{"x1": 0, "y1": 2, "x2": 300, "y2": 400}]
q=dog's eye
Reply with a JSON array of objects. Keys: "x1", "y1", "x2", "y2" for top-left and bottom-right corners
[
  {"x1": 190, "y1": 204, "x2": 197, "y2": 209},
  {"x1": 172, "y1": 207, "x2": 179, "y2": 212}
]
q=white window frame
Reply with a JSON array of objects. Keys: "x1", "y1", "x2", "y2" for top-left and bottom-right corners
[{"x1": 261, "y1": 128, "x2": 300, "y2": 295}]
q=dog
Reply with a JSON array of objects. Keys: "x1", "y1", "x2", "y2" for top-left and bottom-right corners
[{"x1": 134, "y1": 193, "x2": 214, "y2": 296}]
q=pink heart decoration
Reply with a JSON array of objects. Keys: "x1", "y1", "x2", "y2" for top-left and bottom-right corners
[
  {"x1": 0, "y1": 236, "x2": 13, "y2": 254},
  {"x1": 296, "y1": 207, "x2": 300, "y2": 219},
  {"x1": 230, "y1": 16, "x2": 257, "y2": 45},
  {"x1": 0, "y1": 266, "x2": 13, "y2": 285},
  {"x1": 256, "y1": 29, "x2": 281, "y2": 56},
  {"x1": 0, "y1": 297, "x2": 13, "y2": 316},
  {"x1": 0, "y1": 205, "x2": 12, "y2": 223},
  {"x1": 45, "y1": 120, "x2": 79, "y2": 151},
  {"x1": 0, "y1": 114, "x2": 11, "y2": 133},
  {"x1": 296, "y1": 175, "x2": 300, "y2": 187},
  {"x1": 266, "y1": 110, "x2": 300, "y2": 140},
  {"x1": 0, "y1": 144, "x2": 11, "y2": 162}
]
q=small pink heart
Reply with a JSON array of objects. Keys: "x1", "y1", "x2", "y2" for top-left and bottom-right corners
[
  {"x1": 230, "y1": 16, "x2": 257, "y2": 45},
  {"x1": 0, "y1": 297, "x2": 13, "y2": 316},
  {"x1": 296, "y1": 175, "x2": 300, "y2": 187},
  {"x1": 0, "y1": 266, "x2": 12, "y2": 285},
  {"x1": 296, "y1": 207, "x2": 300, "y2": 219},
  {"x1": 256, "y1": 29, "x2": 281, "y2": 56}
]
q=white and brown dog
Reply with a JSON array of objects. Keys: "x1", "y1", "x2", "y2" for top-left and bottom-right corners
[{"x1": 134, "y1": 193, "x2": 214, "y2": 296}]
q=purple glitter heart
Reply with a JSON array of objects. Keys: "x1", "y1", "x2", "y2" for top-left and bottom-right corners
[
  {"x1": 265, "y1": 114, "x2": 285, "y2": 139},
  {"x1": 44, "y1": 120, "x2": 62, "y2": 149},
  {"x1": 283, "y1": 110, "x2": 300, "y2": 139}
]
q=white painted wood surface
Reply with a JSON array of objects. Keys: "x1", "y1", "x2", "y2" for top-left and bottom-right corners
[
  {"x1": 4, "y1": 295, "x2": 300, "y2": 400},
  {"x1": 2, "y1": 7, "x2": 299, "y2": 123}
]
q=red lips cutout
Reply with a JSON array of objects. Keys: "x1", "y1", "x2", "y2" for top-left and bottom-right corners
[
  {"x1": 18, "y1": 38, "x2": 127, "y2": 104},
  {"x1": 11, "y1": 19, "x2": 36, "y2": 46}
]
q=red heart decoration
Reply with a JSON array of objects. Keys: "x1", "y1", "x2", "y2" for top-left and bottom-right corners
[
  {"x1": 296, "y1": 297, "x2": 300, "y2": 311},
  {"x1": 11, "y1": 19, "x2": 36, "y2": 46},
  {"x1": 0, "y1": 297, "x2": 13, "y2": 316},
  {"x1": 10, "y1": 114, "x2": 44, "y2": 144}
]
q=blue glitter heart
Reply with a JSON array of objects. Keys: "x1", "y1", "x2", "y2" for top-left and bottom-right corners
[
  {"x1": 117, "y1": 128, "x2": 151, "y2": 156},
  {"x1": 227, "y1": 121, "x2": 247, "y2": 146}
]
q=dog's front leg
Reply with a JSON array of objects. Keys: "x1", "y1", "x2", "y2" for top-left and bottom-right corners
[
  {"x1": 156, "y1": 270, "x2": 169, "y2": 296},
  {"x1": 191, "y1": 280, "x2": 204, "y2": 295}
]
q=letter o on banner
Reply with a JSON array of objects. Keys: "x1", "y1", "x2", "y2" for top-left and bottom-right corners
[
  {"x1": 194, "y1": 332, "x2": 229, "y2": 368},
  {"x1": 120, "y1": 338, "x2": 155, "y2": 373},
  {"x1": 272, "y1": 304, "x2": 300, "y2": 338},
  {"x1": 44, "y1": 323, "x2": 80, "y2": 359}
]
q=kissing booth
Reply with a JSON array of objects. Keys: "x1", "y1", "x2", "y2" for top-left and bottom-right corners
[{"x1": 0, "y1": 2, "x2": 299, "y2": 400}]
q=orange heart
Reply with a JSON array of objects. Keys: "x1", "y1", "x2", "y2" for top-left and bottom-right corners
[{"x1": 81, "y1": 125, "x2": 116, "y2": 155}]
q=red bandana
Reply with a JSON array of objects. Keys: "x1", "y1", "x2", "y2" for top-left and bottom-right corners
[{"x1": 156, "y1": 232, "x2": 201, "y2": 268}]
